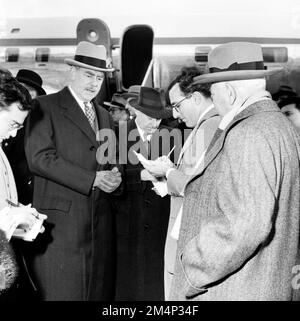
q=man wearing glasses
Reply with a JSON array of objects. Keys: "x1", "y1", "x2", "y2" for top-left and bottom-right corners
[{"x1": 142, "y1": 67, "x2": 220, "y2": 299}]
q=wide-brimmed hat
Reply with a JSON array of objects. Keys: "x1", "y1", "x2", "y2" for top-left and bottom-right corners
[
  {"x1": 128, "y1": 87, "x2": 172, "y2": 119},
  {"x1": 16, "y1": 69, "x2": 46, "y2": 96},
  {"x1": 121, "y1": 85, "x2": 141, "y2": 99},
  {"x1": 193, "y1": 42, "x2": 283, "y2": 85},
  {"x1": 65, "y1": 41, "x2": 114, "y2": 72},
  {"x1": 103, "y1": 93, "x2": 127, "y2": 110}
]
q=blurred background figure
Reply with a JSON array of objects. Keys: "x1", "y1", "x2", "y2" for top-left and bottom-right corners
[
  {"x1": 272, "y1": 85, "x2": 297, "y2": 105},
  {"x1": 121, "y1": 85, "x2": 141, "y2": 119},
  {"x1": 104, "y1": 93, "x2": 129, "y2": 124},
  {"x1": 279, "y1": 96, "x2": 300, "y2": 134},
  {"x1": 15, "y1": 69, "x2": 46, "y2": 99}
]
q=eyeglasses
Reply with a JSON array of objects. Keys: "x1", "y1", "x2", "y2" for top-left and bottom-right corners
[
  {"x1": 8, "y1": 122, "x2": 23, "y2": 131},
  {"x1": 171, "y1": 94, "x2": 192, "y2": 113}
]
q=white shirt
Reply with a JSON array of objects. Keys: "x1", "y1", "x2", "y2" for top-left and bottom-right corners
[
  {"x1": 166, "y1": 103, "x2": 214, "y2": 178},
  {"x1": 135, "y1": 120, "x2": 152, "y2": 142}
]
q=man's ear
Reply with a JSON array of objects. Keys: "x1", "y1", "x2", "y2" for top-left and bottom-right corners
[
  {"x1": 193, "y1": 91, "x2": 203, "y2": 105},
  {"x1": 225, "y1": 83, "x2": 236, "y2": 105}
]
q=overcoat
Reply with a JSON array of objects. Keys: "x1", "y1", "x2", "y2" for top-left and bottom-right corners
[
  {"x1": 164, "y1": 108, "x2": 220, "y2": 299},
  {"x1": 170, "y1": 100, "x2": 300, "y2": 301},
  {"x1": 114, "y1": 119, "x2": 173, "y2": 300},
  {"x1": 25, "y1": 87, "x2": 118, "y2": 301}
]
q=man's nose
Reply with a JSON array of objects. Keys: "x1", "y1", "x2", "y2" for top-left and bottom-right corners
[{"x1": 173, "y1": 109, "x2": 180, "y2": 119}]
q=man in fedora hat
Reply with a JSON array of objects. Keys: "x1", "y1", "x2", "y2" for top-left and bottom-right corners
[
  {"x1": 104, "y1": 93, "x2": 129, "y2": 124},
  {"x1": 25, "y1": 41, "x2": 122, "y2": 300},
  {"x1": 121, "y1": 85, "x2": 141, "y2": 119},
  {"x1": 169, "y1": 42, "x2": 300, "y2": 301},
  {"x1": 114, "y1": 86, "x2": 174, "y2": 300}
]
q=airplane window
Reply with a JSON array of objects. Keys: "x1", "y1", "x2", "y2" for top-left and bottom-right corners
[
  {"x1": 195, "y1": 46, "x2": 211, "y2": 63},
  {"x1": 36, "y1": 48, "x2": 50, "y2": 62},
  {"x1": 5, "y1": 48, "x2": 19, "y2": 62},
  {"x1": 262, "y1": 47, "x2": 288, "y2": 63}
]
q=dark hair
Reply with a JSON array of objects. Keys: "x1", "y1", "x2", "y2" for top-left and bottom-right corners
[
  {"x1": 167, "y1": 66, "x2": 211, "y2": 99},
  {"x1": 278, "y1": 96, "x2": 300, "y2": 111},
  {"x1": 0, "y1": 75, "x2": 32, "y2": 111}
]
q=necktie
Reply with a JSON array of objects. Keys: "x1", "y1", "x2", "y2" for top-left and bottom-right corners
[
  {"x1": 84, "y1": 102, "x2": 96, "y2": 131},
  {"x1": 143, "y1": 133, "x2": 151, "y2": 159}
]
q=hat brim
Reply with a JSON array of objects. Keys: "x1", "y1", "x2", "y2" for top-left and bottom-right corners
[
  {"x1": 16, "y1": 77, "x2": 46, "y2": 96},
  {"x1": 193, "y1": 67, "x2": 283, "y2": 85},
  {"x1": 103, "y1": 101, "x2": 126, "y2": 109},
  {"x1": 129, "y1": 98, "x2": 172, "y2": 119},
  {"x1": 121, "y1": 92, "x2": 139, "y2": 99},
  {"x1": 65, "y1": 58, "x2": 115, "y2": 72}
]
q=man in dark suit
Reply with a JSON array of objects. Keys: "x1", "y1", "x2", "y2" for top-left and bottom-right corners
[
  {"x1": 115, "y1": 87, "x2": 175, "y2": 301},
  {"x1": 25, "y1": 41, "x2": 122, "y2": 301}
]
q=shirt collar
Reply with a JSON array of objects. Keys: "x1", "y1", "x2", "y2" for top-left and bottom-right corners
[{"x1": 135, "y1": 120, "x2": 152, "y2": 142}]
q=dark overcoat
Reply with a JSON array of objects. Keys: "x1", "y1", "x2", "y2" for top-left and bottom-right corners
[
  {"x1": 25, "y1": 87, "x2": 118, "y2": 301},
  {"x1": 114, "y1": 119, "x2": 173, "y2": 300}
]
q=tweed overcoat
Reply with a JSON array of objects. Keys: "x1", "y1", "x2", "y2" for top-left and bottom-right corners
[{"x1": 170, "y1": 100, "x2": 300, "y2": 301}]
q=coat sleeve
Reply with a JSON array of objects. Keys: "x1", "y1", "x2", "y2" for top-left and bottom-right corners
[
  {"x1": 25, "y1": 99, "x2": 95, "y2": 196},
  {"x1": 167, "y1": 169, "x2": 190, "y2": 196},
  {"x1": 180, "y1": 126, "x2": 278, "y2": 298}
]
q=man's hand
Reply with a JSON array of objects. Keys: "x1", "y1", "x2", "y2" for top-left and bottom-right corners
[
  {"x1": 141, "y1": 169, "x2": 158, "y2": 182},
  {"x1": 143, "y1": 156, "x2": 175, "y2": 177},
  {"x1": 94, "y1": 167, "x2": 122, "y2": 193},
  {"x1": 0, "y1": 206, "x2": 47, "y2": 241}
]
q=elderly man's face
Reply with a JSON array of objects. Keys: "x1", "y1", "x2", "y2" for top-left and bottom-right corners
[
  {"x1": 135, "y1": 109, "x2": 161, "y2": 135},
  {"x1": 210, "y1": 82, "x2": 232, "y2": 117},
  {"x1": 71, "y1": 66, "x2": 104, "y2": 102}
]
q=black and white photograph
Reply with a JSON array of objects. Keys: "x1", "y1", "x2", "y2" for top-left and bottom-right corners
[{"x1": 1, "y1": 0, "x2": 300, "y2": 313}]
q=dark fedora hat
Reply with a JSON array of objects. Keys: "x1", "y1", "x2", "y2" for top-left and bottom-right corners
[
  {"x1": 193, "y1": 42, "x2": 283, "y2": 85},
  {"x1": 128, "y1": 87, "x2": 172, "y2": 119},
  {"x1": 65, "y1": 41, "x2": 114, "y2": 72},
  {"x1": 16, "y1": 69, "x2": 46, "y2": 96},
  {"x1": 103, "y1": 93, "x2": 127, "y2": 109}
]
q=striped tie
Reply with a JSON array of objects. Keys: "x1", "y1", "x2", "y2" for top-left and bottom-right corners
[{"x1": 84, "y1": 102, "x2": 96, "y2": 132}]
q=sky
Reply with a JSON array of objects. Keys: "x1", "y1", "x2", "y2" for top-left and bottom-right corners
[{"x1": 1, "y1": 0, "x2": 300, "y2": 38}]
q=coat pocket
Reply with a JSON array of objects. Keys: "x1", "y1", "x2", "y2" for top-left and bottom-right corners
[{"x1": 38, "y1": 196, "x2": 72, "y2": 213}]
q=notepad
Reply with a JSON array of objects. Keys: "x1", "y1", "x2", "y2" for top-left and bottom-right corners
[{"x1": 133, "y1": 150, "x2": 168, "y2": 197}]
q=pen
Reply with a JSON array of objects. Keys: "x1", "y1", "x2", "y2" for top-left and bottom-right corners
[
  {"x1": 6, "y1": 199, "x2": 20, "y2": 207},
  {"x1": 167, "y1": 146, "x2": 176, "y2": 158},
  {"x1": 6, "y1": 199, "x2": 39, "y2": 219}
]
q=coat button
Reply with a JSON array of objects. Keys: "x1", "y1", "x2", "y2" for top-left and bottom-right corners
[
  {"x1": 144, "y1": 224, "x2": 149, "y2": 231},
  {"x1": 90, "y1": 146, "x2": 96, "y2": 151}
]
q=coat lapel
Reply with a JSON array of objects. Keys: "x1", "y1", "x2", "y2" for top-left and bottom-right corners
[
  {"x1": 177, "y1": 107, "x2": 219, "y2": 167},
  {"x1": 59, "y1": 87, "x2": 97, "y2": 145}
]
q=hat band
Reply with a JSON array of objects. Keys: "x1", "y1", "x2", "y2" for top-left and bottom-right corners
[
  {"x1": 75, "y1": 55, "x2": 106, "y2": 69},
  {"x1": 138, "y1": 96, "x2": 165, "y2": 109},
  {"x1": 209, "y1": 61, "x2": 264, "y2": 73}
]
